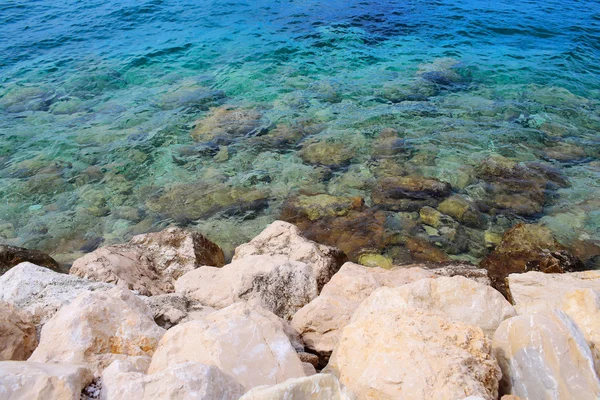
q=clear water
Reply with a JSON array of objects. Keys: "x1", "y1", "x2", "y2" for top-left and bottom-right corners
[{"x1": 1, "y1": 0, "x2": 599, "y2": 265}]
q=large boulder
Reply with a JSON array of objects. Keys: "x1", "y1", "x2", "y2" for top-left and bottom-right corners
[
  {"x1": 0, "y1": 245, "x2": 60, "y2": 276},
  {"x1": 239, "y1": 374, "x2": 352, "y2": 400},
  {"x1": 506, "y1": 270, "x2": 600, "y2": 314},
  {"x1": 325, "y1": 287, "x2": 501, "y2": 399},
  {"x1": 291, "y1": 262, "x2": 437, "y2": 355},
  {"x1": 387, "y1": 276, "x2": 516, "y2": 337},
  {"x1": 233, "y1": 221, "x2": 347, "y2": 291},
  {"x1": 29, "y1": 288, "x2": 165, "y2": 373},
  {"x1": 101, "y1": 360, "x2": 244, "y2": 400},
  {"x1": 0, "y1": 361, "x2": 93, "y2": 400},
  {"x1": 493, "y1": 311, "x2": 600, "y2": 399},
  {"x1": 175, "y1": 255, "x2": 318, "y2": 320},
  {"x1": 480, "y1": 223, "x2": 584, "y2": 296},
  {"x1": 0, "y1": 302, "x2": 37, "y2": 361},
  {"x1": 70, "y1": 227, "x2": 224, "y2": 296},
  {"x1": 0, "y1": 263, "x2": 113, "y2": 325},
  {"x1": 148, "y1": 302, "x2": 305, "y2": 391}
]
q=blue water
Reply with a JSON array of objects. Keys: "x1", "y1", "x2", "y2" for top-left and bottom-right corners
[{"x1": 1, "y1": 0, "x2": 599, "y2": 265}]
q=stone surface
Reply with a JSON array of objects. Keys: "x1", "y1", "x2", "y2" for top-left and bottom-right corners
[
  {"x1": 425, "y1": 263, "x2": 491, "y2": 285},
  {"x1": 175, "y1": 255, "x2": 318, "y2": 320},
  {"x1": 233, "y1": 221, "x2": 347, "y2": 291},
  {"x1": 0, "y1": 245, "x2": 61, "y2": 276},
  {"x1": 0, "y1": 262, "x2": 113, "y2": 325},
  {"x1": 326, "y1": 287, "x2": 501, "y2": 400},
  {"x1": 29, "y1": 288, "x2": 165, "y2": 373},
  {"x1": 148, "y1": 302, "x2": 306, "y2": 391},
  {"x1": 372, "y1": 175, "x2": 452, "y2": 211},
  {"x1": 101, "y1": 360, "x2": 245, "y2": 400},
  {"x1": 493, "y1": 311, "x2": 600, "y2": 399},
  {"x1": 291, "y1": 262, "x2": 437, "y2": 355},
  {"x1": 140, "y1": 293, "x2": 215, "y2": 329},
  {"x1": 481, "y1": 223, "x2": 585, "y2": 296},
  {"x1": 71, "y1": 227, "x2": 224, "y2": 296},
  {"x1": 191, "y1": 106, "x2": 263, "y2": 141},
  {"x1": 239, "y1": 374, "x2": 352, "y2": 400},
  {"x1": 0, "y1": 361, "x2": 93, "y2": 400},
  {"x1": 0, "y1": 301, "x2": 37, "y2": 361},
  {"x1": 390, "y1": 276, "x2": 516, "y2": 337},
  {"x1": 507, "y1": 270, "x2": 600, "y2": 314}
]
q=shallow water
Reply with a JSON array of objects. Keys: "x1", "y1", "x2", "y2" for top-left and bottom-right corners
[{"x1": 1, "y1": 0, "x2": 599, "y2": 265}]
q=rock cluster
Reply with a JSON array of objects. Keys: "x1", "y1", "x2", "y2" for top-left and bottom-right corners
[{"x1": 1, "y1": 222, "x2": 599, "y2": 399}]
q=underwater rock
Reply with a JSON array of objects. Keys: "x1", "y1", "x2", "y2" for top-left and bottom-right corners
[
  {"x1": 148, "y1": 302, "x2": 306, "y2": 391},
  {"x1": 0, "y1": 85, "x2": 56, "y2": 113},
  {"x1": 71, "y1": 227, "x2": 225, "y2": 296},
  {"x1": 325, "y1": 287, "x2": 500, "y2": 400},
  {"x1": 543, "y1": 142, "x2": 587, "y2": 162},
  {"x1": 0, "y1": 245, "x2": 61, "y2": 276},
  {"x1": 280, "y1": 193, "x2": 364, "y2": 222},
  {"x1": 146, "y1": 182, "x2": 270, "y2": 224},
  {"x1": 29, "y1": 288, "x2": 165, "y2": 374},
  {"x1": 233, "y1": 221, "x2": 347, "y2": 291},
  {"x1": 371, "y1": 127, "x2": 407, "y2": 157},
  {"x1": 438, "y1": 195, "x2": 485, "y2": 229},
  {"x1": 371, "y1": 176, "x2": 451, "y2": 211},
  {"x1": 405, "y1": 236, "x2": 451, "y2": 263},
  {"x1": 416, "y1": 57, "x2": 472, "y2": 90},
  {"x1": 493, "y1": 311, "x2": 600, "y2": 400},
  {"x1": 191, "y1": 106, "x2": 264, "y2": 141},
  {"x1": 298, "y1": 139, "x2": 355, "y2": 167},
  {"x1": 480, "y1": 223, "x2": 585, "y2": 296},
  {"x1": 0, "y1": 301, "x2": 37, "y2": 361},
  {"x1": 357, "y1": 253, "x2": 394, "y2": 269},
  {"x1": 157, "y1": 86, "x2": 225, "y2": 111}
]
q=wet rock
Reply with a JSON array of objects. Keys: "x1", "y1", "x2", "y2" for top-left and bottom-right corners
[
  {"x1": 191, "y1": 106, "x2": 264, "y2": 141},
  {"x1": 291, "y1": 262, "x2": 437, "y2": 355},
  {"x1": 438, "y1": 195, "x2": 485, "y2": 228},
  {"x1": 419, "y1": 206, "x2": 445, "y2": 228},
  {"x1": 371, "y1": 176, "x2": 451, "y2": 211},
  {"x1": 325, "y1": 287, "x2": 501, "y2": 400},
  {"x1": 480, "y1": 223, "x2": 585, "y2": 296},
  {"x1": 148, "y1": 302, "x2": 305, "y2": 391},
  {"x1": 298, "y1": 139, "x2": 354, "y2": 167},
  {"x1": 175, "y1": 255, "x2": 318, "y2": 320},
  {"x1": 0, "y1": 302, "x2": 37, "y2": 361},
  {"x1": 0, "y1": 245, "x2": 61, "y2": 276},
  {"x1": 101, "y1": 360, "x2": 244, "y2": 400},
  {"x1": 0, "y1": 361, "x2": 94, "y2": 399},
  {"x1": 405, "y1": 236, "x2": 451, "y2": 263},
  {"x1": 493, "y1": 311, "x2": 600, "y2": 399},
  {"x1": 357, "y1": 253, "x2": 393, "y2": 269},
  {"x1": 285, "y1": 208, "x2": 389, "y2": 261},
  {"x1": 416, "y1": 57, "x2": 472, "y2": 90},
  {"x1": 239, "y1": 374, "x2": 352, "y2": 400},
  {"x1": 70, "y1": 227, "x2": 224, "y2": 296},
  {"x1": 371, "y1": 128, "x2": 407, "y2": 157},
  {"x1": 30, "y1": 288, "x2": 165, "y2": 373},
  {"x1": 233, "y1": 221, "x2": 347, "y2": 291},
  {"x1": 0, "y1": 263, "x2": 114, "y2": 326},
  {"x1": 157, "y1": 86, "x2": 225, "y2": 111},
  {"x1": 543, "y1": 142, "x2": 587, "y2": 162}
]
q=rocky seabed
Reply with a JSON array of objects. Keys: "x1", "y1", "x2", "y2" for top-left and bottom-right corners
[{"x1": 1, "y1": 221, "x2": 600, "y2": 399}]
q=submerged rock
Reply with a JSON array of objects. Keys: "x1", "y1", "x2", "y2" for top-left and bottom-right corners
[
  {"x1": 175, "y1": 255, "x2": 318, "y2": 320},
  {"x1": 480, "y1": 223, "x2": 585, "y2": 296},
  {"x1": 0, "y1": 361, "x2": 93, "y2": 400},
  {"x1": 437, "y1": 195, "x2": 485, "y2": 228},
  {"x1": 29, "y1": 288, "x2": 165, "y2": 373},
  {"x1": 493, "y1": 311, "x2": 600, "y2": 399},
  {"x1": 148, "y1": 302, "x2": 305, "y2": 391},
  {"x1": 371, "y1": 175, "x2": 451, "y2": 211},
  {"x1": 0, "y1": 302, "x2": 37, "y2": 361},
  {"x1": 70, "y1": 227, "x2": 225, "y2": 296},
  {"x1": 191, "y1": 106, "x2": 264, "y2": 141},
  {"x1": 101, "y1": 360, "x2": 245, "y2": 400},
  {"x1": 233, "y1": 221, "x2": 347, "y2": 291},
  {"x1": 280, "y1": 194, "x2": 365, "y2": 222},
  {"x1": 0, "y1": 245, "x2": 60, "y2": 276},
  {"x1": 325, "y1": 287, "x2": 501, "y2": 400},
  {"x1": 298, "y1": 139, "x2": 355, "y2": 167}
]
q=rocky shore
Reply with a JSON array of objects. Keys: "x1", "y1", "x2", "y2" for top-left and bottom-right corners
[{"x1": 1, "y1": 221, "x2": 600, "y2": 399}]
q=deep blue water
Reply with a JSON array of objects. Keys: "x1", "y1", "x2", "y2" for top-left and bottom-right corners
[{"x1": 1, "y1": 0, "x2": 599, "y2": 265}]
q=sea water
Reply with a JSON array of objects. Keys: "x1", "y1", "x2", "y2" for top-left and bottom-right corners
[{"x1": 1, "y1": 0, "x2": 599, "y2": 264}]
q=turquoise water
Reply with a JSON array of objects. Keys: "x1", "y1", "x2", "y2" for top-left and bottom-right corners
[{"x1": 1, "y1": 0, "x2": 599, "y2": 265}]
